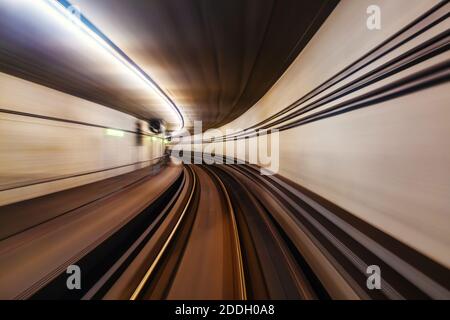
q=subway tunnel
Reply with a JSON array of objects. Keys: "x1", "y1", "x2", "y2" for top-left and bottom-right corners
[{"x1": 0, "y1": 0, "x2": 449, "y2": 303}]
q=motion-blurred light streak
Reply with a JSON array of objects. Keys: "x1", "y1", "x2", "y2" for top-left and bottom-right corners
[{"x1": 20, "y1": 0, "x2": 185, "y2": 130}]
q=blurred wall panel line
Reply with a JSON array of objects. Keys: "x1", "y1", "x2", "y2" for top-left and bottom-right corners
[
  {"x1": 190, "y1": 0, "x2": 450, "y2": 268},
  {"x1": 0, "y1": 73, "x2": 165, "y2": 206}
]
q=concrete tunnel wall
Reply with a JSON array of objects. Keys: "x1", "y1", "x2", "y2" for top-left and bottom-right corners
[
  {"x1": 0, "y1": 0, "x2": 447, "y2": 270},
  {"x1": 0, "y1": 73, "x2": 166, "y2": 206},
  {"x1": 183, "y1": 0, "x2": 450, "y2": 268}
]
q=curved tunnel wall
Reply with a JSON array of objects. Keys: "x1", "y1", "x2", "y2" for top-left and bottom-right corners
[
  {"x1": 0, "y1": 73, "x2": 165, "y2": 206},
  {"x1": 187, "y1": 0, "x2": 450, "y2": 268}
]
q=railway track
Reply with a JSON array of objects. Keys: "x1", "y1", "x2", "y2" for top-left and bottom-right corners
[
  {"x1": 0, "y1": 161, "x2": 448, "y2": 300},
  {"x1": 128, "y1": 165, "x2": 246, "y2": 300}
]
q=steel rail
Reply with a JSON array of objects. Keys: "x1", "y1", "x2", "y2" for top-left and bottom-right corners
[{"x1": 129, "y1": 165, "x2": 197, "y2": 300}]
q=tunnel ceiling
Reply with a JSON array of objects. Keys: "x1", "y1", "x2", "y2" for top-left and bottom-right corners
[{"x1": 0, "y1": 0, "x2": 338, "y2": 131}]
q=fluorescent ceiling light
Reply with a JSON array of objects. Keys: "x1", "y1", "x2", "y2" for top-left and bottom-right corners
[
  {"x1": 40, "y1": 0, "x2": 184, "y2": 131},
  {"x1": 105, "y1": 128, "x2": 124, "y2": 137}
]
